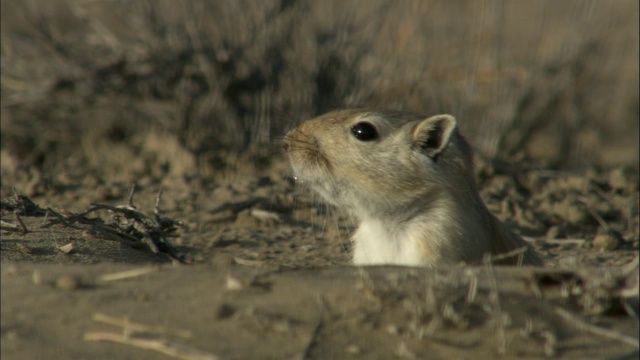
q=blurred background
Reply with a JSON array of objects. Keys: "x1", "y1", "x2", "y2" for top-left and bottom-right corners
[{"x1": 1, "y1": 0, "x2": 638, "y2": 187}]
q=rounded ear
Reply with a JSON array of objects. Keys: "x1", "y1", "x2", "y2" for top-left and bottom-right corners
[{"x1": 412, "y1": 114, "x2": 457, "y2": 159}]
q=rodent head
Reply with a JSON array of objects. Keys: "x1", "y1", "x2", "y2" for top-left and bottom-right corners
[{"x1": 284, "y1": 109, "x2": 474, "y2": 218}]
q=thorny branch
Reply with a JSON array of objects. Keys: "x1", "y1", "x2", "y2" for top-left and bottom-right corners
[{"x1": 2, "y1": 186, "x2": 184, "y2": 261}]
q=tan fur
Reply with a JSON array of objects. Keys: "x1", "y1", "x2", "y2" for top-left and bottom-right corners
[{"x1": 284, "y1": 109, "x2": 543, "y2": 267}]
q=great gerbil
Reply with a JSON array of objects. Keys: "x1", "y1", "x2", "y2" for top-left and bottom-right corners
[{"x1": 284, "y1": 109, "x2": 543, "y2": 267}]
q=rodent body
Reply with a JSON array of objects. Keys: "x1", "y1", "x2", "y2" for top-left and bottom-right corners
[{"x1": 284, "y1": 109, "x2": 543, "y2": 267}]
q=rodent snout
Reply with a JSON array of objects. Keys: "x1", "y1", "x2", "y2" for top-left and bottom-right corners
[{"x1": 282, "y1": 141, "x2": 289, "y2": 152}]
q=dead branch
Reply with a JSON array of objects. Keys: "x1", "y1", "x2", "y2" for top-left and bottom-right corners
[{"x1": 554, "y1": 307, "x2": 639, "y2": 348}]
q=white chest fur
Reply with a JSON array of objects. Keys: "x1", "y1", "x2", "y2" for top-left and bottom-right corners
[{"x1": 352, "y1": 218, "x2": 427, "y2": 266}]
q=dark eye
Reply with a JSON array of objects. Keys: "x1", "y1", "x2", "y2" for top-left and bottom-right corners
[{"x1": 350, "y1": 122, "x2": 378, "y2": 141}]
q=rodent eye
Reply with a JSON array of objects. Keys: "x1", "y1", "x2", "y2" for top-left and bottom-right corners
[{"x1": 350, "y1": 122, "x2": 378, "y2": 141}]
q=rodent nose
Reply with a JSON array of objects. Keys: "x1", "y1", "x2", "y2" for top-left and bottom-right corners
[{"x1": 282, "y1": 142, "x2": 289, "y2": 151}]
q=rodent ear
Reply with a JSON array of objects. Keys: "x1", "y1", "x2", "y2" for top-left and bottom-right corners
[{"x1": 412, "y1": 114, "x2": 457, "y2": 159}]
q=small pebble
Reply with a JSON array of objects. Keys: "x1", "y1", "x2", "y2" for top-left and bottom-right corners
[
  {"x1": 546, "y1": 225, "x2": 566, "y2": 239},
  {"x1": 55, "y1": 275, "x2": 81, "y2": 291},
  {"x1": 609, "y1": 167, "x2": 636, "y2": 191},
  {"x1": 32, "y1": 270, "x2": 42, "y2": 285},
  {"x1": 592, "y1": 229, "x2": 623, "y2": 251},
  {"x1": 565, "y1": 205, "x2": 591, "y2": 226},
  {"x1": 386, "y1": 324, "x2": 400, "y2": 335},
  {"x1": 58, "y1": 243, "x2": 76, "y2": 254},
  {"x1": 216, "y1": 303, "x2": 237, "y2": 319},
  {"x1": 226, "y1": 275, "x2": 244, "y2": 290},
  {"x1": 551, "y1": 200, "x2": 596, "y2": 226},
  {"x1": 346, "y1": 344, "x2": 361, "y2": 355}
]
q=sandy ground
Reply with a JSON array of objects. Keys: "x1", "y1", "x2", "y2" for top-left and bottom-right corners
[
  {"x1": 2, "y1": 154, "x2": 639, "y2": 360},
  {"x1": 1, "y1": 1, "x2": 639, "y2": 359}
]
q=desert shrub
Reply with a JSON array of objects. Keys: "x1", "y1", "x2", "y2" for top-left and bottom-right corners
[{"x1": 1, "y1": 0, "x2": 637, "y2": 177}]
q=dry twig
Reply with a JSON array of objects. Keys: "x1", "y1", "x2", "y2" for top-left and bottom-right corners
[
  {"x1": 33, "y1": 186, "x2": 183, "y2": 260},
  {"x1": 84, "y1": 332, "x2": 218, "y2": 360},
  {"x1": 85, "y1": 312, "x2": 213, "y2": 360},
  {"x1": 485, "y1": 246, "x2": 527, "y2": 265},
  {"x1": 554, "y1": 307, "x2": 639, "y2": 348},
  {"x1": 92, "y1": 313, "x2": 192, "y2": 338},
  {"x1": 98, "y1": 267, "x2": 159, "y2": 282},
  {"x1": 0, "y1": 219, "x2": 22, "y2": 232},
  {"x1": 44, "y1": 207, "x2": 83, "y2": 229},
  {"x1": 13, "y1": 212, "x2": 29, "y2": 233}
]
